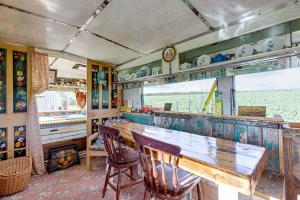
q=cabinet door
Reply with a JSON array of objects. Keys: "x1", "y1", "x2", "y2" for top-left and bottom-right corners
[
  {"x1": 0, "y1": 44, "x2": 30, "y2": 159},
  {"x1": 86, "y1": 60, "x2": 119, "y2": 136}
]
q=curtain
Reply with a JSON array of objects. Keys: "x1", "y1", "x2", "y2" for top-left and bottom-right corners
[
  {"x1": 74, "y1": 89, "x2": 86, "y2": 109},
  {"x1": 26, "y1": 51, "x2": 49, "y2": 175}
]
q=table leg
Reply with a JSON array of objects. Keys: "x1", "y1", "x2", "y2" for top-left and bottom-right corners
[{"x1": 218, "y1": 185, "x2": 239, "y2": 200}]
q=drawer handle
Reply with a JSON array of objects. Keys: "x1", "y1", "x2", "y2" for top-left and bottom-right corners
[{"x1": 50, "y1": 129, "x2": 59, "y2": 132}]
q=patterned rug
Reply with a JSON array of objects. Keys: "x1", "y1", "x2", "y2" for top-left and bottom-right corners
[{"x1": 2, "y1": 157, "x2": 145, "y2": 200}]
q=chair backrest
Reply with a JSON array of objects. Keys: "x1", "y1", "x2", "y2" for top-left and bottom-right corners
[
  {"x1": 131, "y1": 131, "x2": 182, "y2": 196},
  {"x1": 99, "y1": 125, "x2": 124, "y2": 162}
]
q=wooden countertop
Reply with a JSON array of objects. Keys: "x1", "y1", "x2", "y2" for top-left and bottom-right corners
[{"x1": 113, "y1": 122, "x2": 269, "y2": 196}]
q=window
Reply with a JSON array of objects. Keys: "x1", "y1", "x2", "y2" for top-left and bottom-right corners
[
  {"x1": 143, "y1": 78, "x2": 216, "y2": 113},
  {"x1": 36, "y1": 91, "x2": 81, "y2": 112},
  {"x1": 235, "y1": 67, "x2": 300, "y2": 121}
]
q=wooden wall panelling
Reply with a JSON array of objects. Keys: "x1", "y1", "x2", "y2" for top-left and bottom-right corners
[
  {"x1": 223, "y1": 123, "x2": 234, "y2": 140},
  {"x1": 211, "y1": 122, "x2": 224, "y2": 139},
  {"x1": 187, "y1": 116, "x2": 204, "y2": 135},
  {"x1": 203, "y1": 117, "x2": 212, "y2": 137},
  {"x1": 262, "y1": 128, "x2": 280, "y2": 173},
  {"x1": 0, "y1": 43, "x2": 30, "y2": 159},
  {"x1": 234, "y1": 124, "x2": 248, "y2": 143},
  {"x1": 122, "y1": 113, "x2": 154, "y2": 125},
  {"x1": 247, "y1": 126, "x2": 263, "y2": 146}
]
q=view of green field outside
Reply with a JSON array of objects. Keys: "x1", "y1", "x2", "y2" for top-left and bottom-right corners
[
  {"x1": 144, "y1": 89, "x2": 300, "y2": 122},
  {"x1": 144, "y1": 67, "x2": 300, "y2": 122}
]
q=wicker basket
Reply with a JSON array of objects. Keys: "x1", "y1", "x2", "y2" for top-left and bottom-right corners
[{"x1": 0, "y1": 150, "x2": 32, "y2": 197}]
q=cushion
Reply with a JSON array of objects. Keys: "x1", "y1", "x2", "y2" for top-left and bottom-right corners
[{"x1": 90, "y1": 134, "x2": 105, "y2": 151}]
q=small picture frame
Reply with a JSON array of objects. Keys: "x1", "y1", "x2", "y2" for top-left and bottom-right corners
[
  {"x1": 49, "y1": 69, "x2": 57, "y2": 84},
  {"x1": 164, "y1": 103, "x2": 172, "y2": 111}
]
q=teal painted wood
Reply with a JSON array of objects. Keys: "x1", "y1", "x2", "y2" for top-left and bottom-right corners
[
  {"x1": 263, "y1": 128, "x2": 280, "y2": 173},
  {"x1": 170, "y1": 117, "x2": 188, "y2": 132},
  {"x1": 155, "y1": 116, "x2": 188, "y2": 132},
  {"x1": 234, "y1": 125, "x2": 248, "y2": 143},
  {"x1": 207, "y1": 116, "x2": 280, "y2": 129},
  {"x1": 122, "y1": 113, "x2": 154, "y2": 126},
  {"x1": 247, "y1": 126, "x2": 263, "y2": 146},
  {"x1": 187, "y1": 116, "x2": 205, "y2": 135},
  {"x1": 211, "y1": 122, "x2": 224, "y2": 139},
  {"x1": 223, "y1": 123, "x2": 235, "y2": 140}
]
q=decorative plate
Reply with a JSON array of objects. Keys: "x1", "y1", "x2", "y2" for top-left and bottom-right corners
[
  {"x1": 152, "y1": 67, "x2": 161, "y2": 75},
  {"x1": 197, "y1": 55, "x2": 211, "y2": 66},
  {"x1": 140, "y1": 66, "x2": 151, "y2": 76},
  {"x1": 261, "y1": 36, "x2": 284, "y2": 53},
  {"x1": 162, "y1": 45, "x2": 176, "y2": 62},
  {"x1": 235, "y1": 44, "x2": 254, "y2": 58},
  {"x1": 180, "y1": 63, "x2": 191, "y2": 70}
]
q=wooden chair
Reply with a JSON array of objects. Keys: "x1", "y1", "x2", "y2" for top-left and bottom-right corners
[
  {"x1": 132, "y1": 130, "x2": 203, "y2": 200},
  {"x1": 86, "y1": 131, "x2": 106, "y2": 170},
  {"x1": 100, "y1": 125, "x2": 143, "y2": 200}
]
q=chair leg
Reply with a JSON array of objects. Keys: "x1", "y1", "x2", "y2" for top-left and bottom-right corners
[
  {"x1": 143, "y1": 189, "x2": 147, "y2": 200},
  {"x1": 129, "y1": 166, "x2": 134, "y2": 177},
  {"x1": 116, "y1": 170, "x2": 123, "y2": 200},
  {"x1": 196, "y1": 182, "x2": 203, "y2": 200},
  {"x1": 86, "y1": 153, "x2": 91, "y2": 170},
  {"x1": 102, "y1": 165, "x2": 112, "y2": 198}
]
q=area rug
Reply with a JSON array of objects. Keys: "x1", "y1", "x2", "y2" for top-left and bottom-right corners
[{"x1": 2, "y1": 157, "x2": 144, "y2": 200}]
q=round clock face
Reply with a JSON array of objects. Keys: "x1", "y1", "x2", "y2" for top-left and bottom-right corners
[{"x1": 162, "y1": 46, "x2": 176, "y2": 62}]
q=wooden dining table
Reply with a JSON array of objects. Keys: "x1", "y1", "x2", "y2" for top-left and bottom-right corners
[{"x1": 112, "y1": 122, "x2": 269, "y2": 200}]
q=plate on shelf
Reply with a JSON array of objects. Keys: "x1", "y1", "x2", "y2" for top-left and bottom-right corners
[
  {"x1": 180, "y1": 63, "x2": 191, "y2": 70},
  {"x1": 235, "y1": 44, "x2": 254, "y2": 58},
  {"x1": 124, "y1": 74, "x2": 131, "y2": 81},
  {"x1": 261, "y1": 36, "x2": 285, "y2": 53},
  {"x1": 152, "y1": 67, "x2": 161, "y2": 75},
  {"x1": 197, "y1": 55, "x2": 211, "y2": 66},
  {"x1": 140, "y1": 66, "x2": 151, "y2": 76},
  {"x1": 130, "y1": 73, "x2": 137, "y2": 80}
]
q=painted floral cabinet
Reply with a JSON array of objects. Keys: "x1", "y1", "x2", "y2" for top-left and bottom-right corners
[
  {"x1": 0, "y1": 43, "x2": 29, "y2": 160},
  {"x1": 87, "y1": 60, "x2": 119, "y2": 136}
]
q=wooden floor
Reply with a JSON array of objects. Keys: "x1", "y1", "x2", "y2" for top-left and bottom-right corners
[{"x1": 1, "y1": 157, "x2": 283, "y2": 200}]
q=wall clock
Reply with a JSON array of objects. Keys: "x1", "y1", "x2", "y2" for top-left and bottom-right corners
[{"x1": 162, "y1": 45, "x2": 176, "y2": 62}]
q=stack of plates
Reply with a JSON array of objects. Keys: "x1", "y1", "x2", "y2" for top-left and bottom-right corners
[
  {"x1": 152, "y1": 67, "x2": 161, "y2": 75},
  {"x1": 180, "y1": 63, "x2": 192, "y2": 70},
  {"x1": 197, "y1": 55, "x2": 211, "y2": 66},
  {"x1": 261, "y1": 36, "x2": 285, "y2": 53},
  {"x1": 235, "y1": 44, "x2": 254, "y2": 58},
  {"x1": 140, "y1": 66, "x2": 151, "y2": 76}
]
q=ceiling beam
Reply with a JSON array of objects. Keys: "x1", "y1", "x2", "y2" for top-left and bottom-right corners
[
  {"x1": 181, "y1": 0, "x2": 215, "y2": 31},
  {"x1": 35, "y1": 48, "x2": 87, "y2": 65}
]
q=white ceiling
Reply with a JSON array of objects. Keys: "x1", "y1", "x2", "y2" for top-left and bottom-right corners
[
  {"x1": 86, "y1": 0, "x2": 209, "y2": 53},
  {"x1": 190, "y1": 0, "x2": 291, "y2": 27},
  {"x1": 50, "y1": 57, "x2": 87, "y2": 80},
  {"x1": 0, "y1": 6, "x2": 76, "y2": 51},
  {"x1": 66, "y1": 31, "x2": 141, "y2": 64},
  {"x1": 0, "y1": 0, "x2": 102, "y2": 26},
  {"x1": 0, "y1": 0, "x2": 297, "y2": 66}
]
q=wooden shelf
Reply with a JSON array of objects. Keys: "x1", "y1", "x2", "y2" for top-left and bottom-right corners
[
  {"x1": 117, "y1": 46, "x2": 300, "y2": 84},
  {"x1": 176, "y1": 46, "x2": 300, "y2": 74},
  {"x1": 48, "y1": 85, "x2": 86, "y2": 91},
  {"x1": 116, "y1": 73, "x2": 168, "y2": 84}
]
